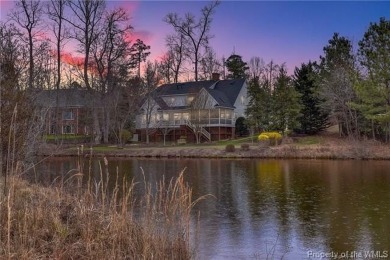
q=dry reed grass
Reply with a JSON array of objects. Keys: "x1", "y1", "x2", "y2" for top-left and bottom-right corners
[{"x1": 0, "y1": 158, "x2": 195, "y2": 259}]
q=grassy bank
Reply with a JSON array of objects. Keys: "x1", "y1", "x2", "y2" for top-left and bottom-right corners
[
  {"x1": 38, "y1": 135, "x2": 390, "y2": 160},
  {"x1": 0, "y1": 169, "x2": 195, "y2": 259}
]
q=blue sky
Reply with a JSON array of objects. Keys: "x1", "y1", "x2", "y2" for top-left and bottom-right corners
[{"x1": 1, "y1": 1, "x2": 390, "y2": 75}]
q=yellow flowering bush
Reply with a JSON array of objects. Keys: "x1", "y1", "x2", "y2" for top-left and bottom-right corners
[
  {"x1": 258, "y1": 132, "x2": 282, "y2": 146},
  {"x1": 258, "y1": 134, "x2": 269, "y2": 141}
]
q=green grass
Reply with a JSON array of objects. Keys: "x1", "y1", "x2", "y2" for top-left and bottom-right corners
[
  {"x1": 92, "y1": 146, "x2": 121, "y2": 152},
  {"x1": 214, "y1": 136, "x2": 256, "y2": 146},
  {"x1": 296, "y1": 136, "x2": 322, "y2": 145},
  {"x1": 44, "y1": 134, "x2": 89, "y2": 140}
]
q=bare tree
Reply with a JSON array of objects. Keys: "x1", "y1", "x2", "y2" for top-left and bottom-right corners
[
  {"x1": 47, "y1": 0, "x2": 68, "y2": 90},
  {"x1": 166, "y1": 33, "x2": 187, "y2": 83},
  {"x1": 92, "y1": 7, "x2": 133, "y2": 143},
  {"x1": 164, "y1": 1, "x2": 219, "y2": 81},
  {"x1": 65, "y1": 0, "x2": 105, "y2": 89},
  {"x1": 200, "y1": 46, "x2": 221, "y2": 80},
  {"x1": 1, "y1": 23, "x2": 46, "y2": 187},
  {"x1": 46, "y1": 0, "x2": 68, "y2": 136},
  {"x1": 10, "y1": 0, "x2": 43, "y2": 89},
  {"x1": 157, "y1": 53, "x2": 174, "y2": 84},
  {"x1": 190, "y1": 89, "x2": 213, "y2": 143},
  {"x1": 65, "y1": 0, "x2": 105, "y2": 143},
  {"x1": 142, "y1": 61, "x2": 160, "y2": 144},
  {"x1": 248, "y1": 56, "x2": 265, "y2": 81}
]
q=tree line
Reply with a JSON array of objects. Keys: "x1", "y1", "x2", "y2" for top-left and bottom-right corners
[{"x1": 240, "y1": 18, "x2": 390, "y2": 142}]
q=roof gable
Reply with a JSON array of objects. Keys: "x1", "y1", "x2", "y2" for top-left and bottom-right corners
[{"x1": 153, "y1": 78, "x2": 246, "y2": 108}]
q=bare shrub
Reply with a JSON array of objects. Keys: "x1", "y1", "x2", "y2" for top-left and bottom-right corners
[
  {"x1": 225, "y1": 144, "x2": 236, "y2": 152},
  {"x1": 241, "y1": 143, "x2": 250, "y2": 151}
]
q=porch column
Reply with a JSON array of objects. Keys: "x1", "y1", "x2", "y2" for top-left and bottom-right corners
[{"x1": 219, "y1": 108, "x2": 220, "y2": 125}]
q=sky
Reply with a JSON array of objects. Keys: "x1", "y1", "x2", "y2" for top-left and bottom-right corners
[{"x1": 1, "y1": 0, "x2": 390, "y2": 76}]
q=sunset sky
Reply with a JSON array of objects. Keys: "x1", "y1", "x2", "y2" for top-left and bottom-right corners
[{"x1": 1, "y1": 1, "x2": 390, "y2": 75}]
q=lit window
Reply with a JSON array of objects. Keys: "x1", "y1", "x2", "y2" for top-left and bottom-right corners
[
  {"x1": 174, "y1": 113, "x2": 181, "y2": 120},
  {"x1": 183, "y1": 113, "x2": 189, "y2": 120},
  {"x1": 241, "y1": 95, "x2": 245, "y2": 105}
]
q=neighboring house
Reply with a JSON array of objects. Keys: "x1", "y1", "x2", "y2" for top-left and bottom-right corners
[
  {"x1": 35, "y1": 88, "x2": 94, "y2": 135},
  {"x1": 136, "y1": 75, "x2": 248, "y2": 143}
]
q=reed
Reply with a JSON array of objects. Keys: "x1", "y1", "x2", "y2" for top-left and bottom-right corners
[{"x1": 0, "y1": 162, "x2": 194, "y2": 259}]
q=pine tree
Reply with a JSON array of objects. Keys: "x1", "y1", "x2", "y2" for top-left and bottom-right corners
[
  {"x1": 245, "y1": 76, "x2": 272, "y2": 132},
  {"x1": 225, "y1": 54, "x2": 249, "y2": 79},
  {"x1": 356, "y1": 17, "x2": 390, "y2": 141},
  {"x1": 294, "y1": 62, "x2": 329, "y2": 134},
  {"x1": 272, "y1": 67, "x2": 302, "y2": 133}
]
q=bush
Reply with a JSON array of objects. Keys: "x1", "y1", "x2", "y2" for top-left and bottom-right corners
[
  {"x1": 120, "y1": 129, "x2": 132, "y2": 143},
  {"x1": 241, "y1": 143, "x2": 250, "y2": 151},
  {"x1": 258, "y1": 133, "x2": 269, "y2": 141},
  {"x1": 258, "y1": 132, "x2": 282, "y2": 146},
  {"x1": 225, "y1": 144, "x2": 236, "y2": 152}
]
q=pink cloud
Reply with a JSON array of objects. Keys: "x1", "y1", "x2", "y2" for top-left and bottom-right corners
[{"x1": 60, "y1": 51, "x2": 84, "y2": 68}]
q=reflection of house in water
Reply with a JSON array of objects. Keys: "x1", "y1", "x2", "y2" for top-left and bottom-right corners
[
  {"x1": 136, "y1": 74, "x2": 248, "y2": 142},
  {"x1": 36, "y1": 88, "x2": 97, "y2": 135}
]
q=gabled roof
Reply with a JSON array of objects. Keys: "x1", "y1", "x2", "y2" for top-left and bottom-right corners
[
  {"x1": 206, "y1": 79, "x2": 246, "y2": 108},
  {"x1": 35, "y1": 88, "x2": 95, "y2": 108},
  {"x1": 153, "y1": 78, "x2": 245, "y2": 109},
  {"x1": 156, "y1": 80, "x2": 215, "y2": 96}
]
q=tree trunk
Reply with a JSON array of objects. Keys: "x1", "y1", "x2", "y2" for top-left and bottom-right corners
[
  {"x1": 28, "y1": 30, "x2": 34, "y2": 89},
  {"x1": 93, "y1": 108, "x2": 101, "y2": 144},
  {"x1": 103, "y1": 107, "x2": 110, "y2": 144}
]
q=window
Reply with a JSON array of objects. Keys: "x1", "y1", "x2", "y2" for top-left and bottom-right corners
[
  {"x1": 163, "y1": 113, "x2": 169, "y2": 121},
  {"x1": 174, "y1": 113, "x2": 181, "y2": 120},
  {"x1": 241, "y1": 95, "x2": 245, "y2": 105},
  {"x1": 50, "y1": 124, "x2": 56, "y2": 134},
  {"x1": 63, "y1": 110, "x2": 74, "y2": 120},
  {"x1": 187, "y1": 96, "x2": 194, "y2": 105},
  {"x1": 182, "y1": 113, "x2": 189, "y2": 120},
  {"x1": 63, "y1": 125, "x2": 73, "y2": 134}
]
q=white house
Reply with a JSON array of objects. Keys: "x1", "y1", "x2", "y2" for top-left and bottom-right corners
[{"x1": 136, "y1": 75, "x2": 248, "y2": 142}]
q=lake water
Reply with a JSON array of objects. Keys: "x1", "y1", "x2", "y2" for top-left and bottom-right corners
[{"x1": 32, "y1": 158, "x2": 390, "y2": 259}]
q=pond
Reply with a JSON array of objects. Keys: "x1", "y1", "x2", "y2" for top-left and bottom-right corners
[{"x1": 31, "y1": 158, "x2": 390, "y2": 259}]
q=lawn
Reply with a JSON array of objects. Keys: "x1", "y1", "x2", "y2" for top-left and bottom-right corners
[{"x1": 295, "y1": 136, "x2": 323, "y2": 145}]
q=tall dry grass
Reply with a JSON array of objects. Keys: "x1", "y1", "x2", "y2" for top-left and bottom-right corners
[{"x1": 0, "y1": 157, "x2": 195, "y2": 259}]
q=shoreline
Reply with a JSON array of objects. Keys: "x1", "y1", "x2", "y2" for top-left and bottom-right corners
[{"x1": 37, "y1": 139, "x2": 390, "y2": 160}]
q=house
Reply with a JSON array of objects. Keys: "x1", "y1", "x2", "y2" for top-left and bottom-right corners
[
  {"x1": 135, "y1": 74, "x2": 248, "y2": 143},
  {"x1": 35, "y1": 88, "x2": 94, "y2": 135}
]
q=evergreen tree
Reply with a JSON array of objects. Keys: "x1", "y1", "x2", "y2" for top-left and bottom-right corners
[
  {"x1": 294, "y1": 62, "x2": 329, "y2": 134},
  {"x1": 225, "y1": 54, "x2": 249, "y2": 79},
  {"x1": 245, "y1": 76, "x2": 272, "y2": 132},
  {"x1": 355, "y1": 17, "x2": 390, "y2": 141},
  {"x1": 272, "y1": 67, "x2": 302, "y2": 133},
  {"x1": 318, "y1": 33, "x2": 360, "y2": 137},
  {"x1": 235, "y1": 117, "x2": 249, "y2": 137}
]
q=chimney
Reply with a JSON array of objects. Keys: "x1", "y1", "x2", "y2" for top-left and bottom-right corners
[{"x1": 212, "y1": 73, "x2": 220, "y2": 81}]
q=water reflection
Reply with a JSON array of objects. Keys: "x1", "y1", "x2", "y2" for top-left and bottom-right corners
[{"x1": 32, "y1": 158, "x2": 390, "y2": 259}]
